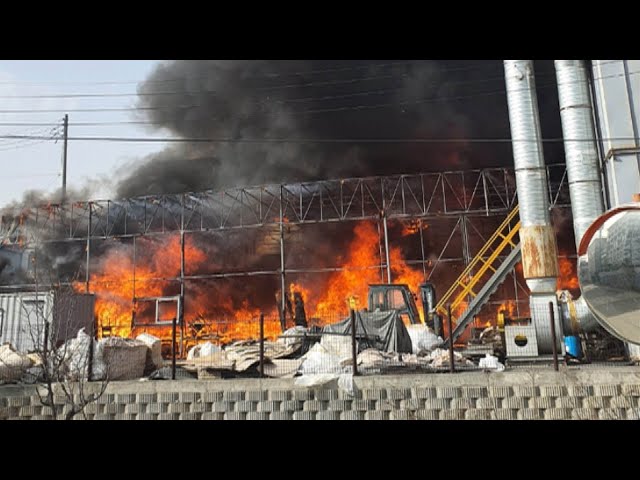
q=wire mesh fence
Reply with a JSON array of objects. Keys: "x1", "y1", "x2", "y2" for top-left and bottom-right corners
[{"x1": 3, "y1": 298, "x2": 635, "y2": 388}]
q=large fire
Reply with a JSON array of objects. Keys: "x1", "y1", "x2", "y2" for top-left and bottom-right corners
[
  {"x1": 78, "y1": 221, "x2": 427, "y2": 348},
  {"x1": 300, "y1": 222, "x2": 425, "y2": 321}
]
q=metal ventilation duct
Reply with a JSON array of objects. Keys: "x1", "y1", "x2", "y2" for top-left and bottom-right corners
[
  {"x1": 504, "y1": 60, "x2": 561, "y2": 353},
  {"x1": 555, "y1": 60, "x2": 605, "y2": 248},
  {"x1": 555, "y1": 60, "x2": 606, "y2": 335}
]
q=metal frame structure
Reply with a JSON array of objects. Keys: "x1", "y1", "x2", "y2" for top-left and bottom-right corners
[{"x1": 0, "y1": 164, "x2": 572, "y2": 340}]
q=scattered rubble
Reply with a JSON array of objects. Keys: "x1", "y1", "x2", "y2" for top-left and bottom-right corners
[{"x1": 0, "y1": 320, "x2": 493, "y2": 385}]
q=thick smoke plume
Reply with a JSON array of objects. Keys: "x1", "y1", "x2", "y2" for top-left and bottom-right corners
[{"x1": 117, "y1": 60, "x2": 516, "y2": 197}]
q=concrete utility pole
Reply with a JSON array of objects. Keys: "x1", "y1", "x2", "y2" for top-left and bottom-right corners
[{"x1": 61, "y1": 114, "x2": 68, "y2": 203}]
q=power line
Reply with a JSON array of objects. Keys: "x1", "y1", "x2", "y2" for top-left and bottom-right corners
[
  {"x1": 0, "y1": 134, "x2": 637, "y2": 144},
  {"x1": 2, "y1": 173, "x2": 59, "y2": 178},
  {"x1": 0, "y1": 61, "x2": 495, "y2": 87},
  {"x1": 0, "y1": 84, "x2": 543, "y2": 115},
  {"x1": 0, "y1": 72, "x2": 520, "y2": 100},
  {"x1": 0, "y1": 69, "x2": 635, "y2": 119}
]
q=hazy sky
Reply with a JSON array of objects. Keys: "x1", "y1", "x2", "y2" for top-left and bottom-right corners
[{"x1": 0, "y1": 60, "x2": 165, "y2": 207}]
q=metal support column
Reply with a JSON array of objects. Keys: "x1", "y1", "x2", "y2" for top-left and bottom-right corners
[
  {"x1": 179, "y1": 230, "x2": 185, "y2": 357},
  {"x1": 419, "y1": 219, "x2": 427, "y2": 282},
  {"x1": 85, "y1": 203, "x2": 91, "y2": 294},
  {"x1": 377, "y1": 221, "x2": 385, "y2": 282},
  {"x1": 132, "y1": 236, "x2": 136, "y2": 301},
  {"x1": 382, "y1": 212, "x2": 391, "y2": 283},
  {"x1": 381, "y1": 179, "x2": 392, "y2": 283},
  {"x1": 279, "y1": 185, "x2": 287, "y2": 332},
  {"x1": 460, "y1": 214, "x2": 472, "y2": 306},
  {"x1": 179, "y1": 194, "x2": 186, "y2": 356}
]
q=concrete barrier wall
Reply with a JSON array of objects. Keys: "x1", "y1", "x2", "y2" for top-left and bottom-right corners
[{"x1": 2, "y1": 367, "x2": 640, "y2": 420}]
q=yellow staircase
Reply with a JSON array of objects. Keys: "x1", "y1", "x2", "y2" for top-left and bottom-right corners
[{"x1": 435, "y1": 206, "x2": 521, "y2": 323}]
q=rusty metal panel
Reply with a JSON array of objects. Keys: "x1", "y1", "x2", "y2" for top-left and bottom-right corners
[
  {"x1": 520, "y1": 225, "x2": 559, "y2": 280},
  {"x1": 53, "y1": 293, "x2": 96, "y2": 344}
]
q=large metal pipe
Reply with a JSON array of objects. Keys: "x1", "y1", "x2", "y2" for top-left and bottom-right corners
[
  {"x1": 555, "y1": 60, "x2": 605, "y2": 248},
  {"x1": 554, "y1": 60, "x2": 606, "y2": 336},
  {"x1": 504, "y1": 60, "x2": 560, "y2": 292},
  {"x1": 504, "y1": 60, "x2": 561, "y2": 353}
]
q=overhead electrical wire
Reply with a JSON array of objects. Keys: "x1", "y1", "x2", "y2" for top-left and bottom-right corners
[
  {"x1": 0, "y1": 73, "x2": 521, "y2": 99},
  {"x1": 0, "y1": 61, "x2": 497, "y2": 87},
  {"x1": 0, "y1": 69, "x2": 636, "y2": 118},
  {"x1": 0, "y1": 134, "x2": 637, "y2": 144}
]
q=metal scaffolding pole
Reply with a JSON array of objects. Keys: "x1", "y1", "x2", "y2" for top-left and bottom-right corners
[
  {"x1": 381, "y1": 180, "x2": 391, "y2": 284},
  {"x1": 85, "y1": 203, "x2": 91, "y2": 294},
  {"x1": 279, "y1": 185, "x2": 286, "y2": 331},
  {"x1": 377, "y1": 221, "x2": 385, "y2": 282},
  {"x1": 419, "y1": 219, "x2": 427, "y2": 282},
  {"x1": 382, "y1": 212, "x2": 391, "y2": 283},
  {"x1": 132, "y1": 236, "x2": 136, "y2": 301},
  {"x1": 179, "y1": 195, "x2": 186, "y2": 356},
  {"x1": 460, "y1": 214, "x2": 472, "y2": 306},
  {"x1": 180, "y1": 230, "x2": 185, "y2": 356}
]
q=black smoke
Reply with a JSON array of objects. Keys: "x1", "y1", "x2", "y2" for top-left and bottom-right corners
[{"x1": 117, "y1": 60, "x2": 563, "y2": 197}]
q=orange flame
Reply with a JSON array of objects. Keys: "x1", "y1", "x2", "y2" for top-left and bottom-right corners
[
  {"x1": 79, "y1": 221, "x2": 426, "y2": 346},
  {"x1": 401, "y1": 220, "x2": 427, "y2": 237},
  {"x1": 557, "y1": 256, "x2": 579, "y2": 291}
]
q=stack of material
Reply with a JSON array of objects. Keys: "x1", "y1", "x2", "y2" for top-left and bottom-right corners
[
  {"x1": 100, "y1": 337, "x2": 148, "y2": 381},
  {"x1": 356, "y1": 349, "x2": 400, "y2": 370},
  {"x1": 0, "y1": 344, "x2": 33, "y2": 382},
  {"x1": 136, "y1": 333, "x2": 164, "y2": 373},
  {"x1": 355, "y1": 349, "x2": 433, "y2": 371},
  {"x1": 427, "y1": 348, "x2": 474, "y2": 368},
  {"x1": 184, "y1": 340, "x2": 302, "y2": 378}
]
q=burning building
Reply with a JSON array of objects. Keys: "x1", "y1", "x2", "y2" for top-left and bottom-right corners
[{"x1": 1, "y1": 60, "x2": 590, "y2": 359}]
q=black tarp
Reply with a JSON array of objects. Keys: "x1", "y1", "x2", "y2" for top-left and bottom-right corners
[{"x1": 322, "y1": 310, "x2": 413, "y2": 354}]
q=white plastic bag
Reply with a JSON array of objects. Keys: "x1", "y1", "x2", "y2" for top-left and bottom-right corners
[
  {"x1": 136, "y1": 333, "x2": 163, "y2": 370},
  {"x1": 294, "y1": 374, "x2": 338, "y2": 387},
  {"x1": 187, "y1": 341, "x2": 221, "y2": 360},
  {"x1": 298, "y1": 342, "x2": 344, "y2": 375},
  {"x1": 65, "y1": 328, "x2": 92, "y2": 380},
  {"x1": 478, "y1": 353, "x2": 505, "y2": 372},
  {"x1": 405, "y1": 324, "x2": 443, "y2": 354},
  {"x1": 320, "y1": 333, "x2": 353, "y2": 361}
]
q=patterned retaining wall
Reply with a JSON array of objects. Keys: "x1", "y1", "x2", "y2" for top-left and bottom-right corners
[{"x1": 1, "y1": 367, "x2": 639, "y2": 420}]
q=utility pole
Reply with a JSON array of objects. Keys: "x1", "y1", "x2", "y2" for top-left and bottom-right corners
[{"x1": 61, "y1": 114, "x2": 68, "y2": 203}]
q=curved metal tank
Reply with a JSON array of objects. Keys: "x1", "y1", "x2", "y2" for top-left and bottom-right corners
[{"x1": 577, "y1": 205, "x2": 640, "y2": 345}]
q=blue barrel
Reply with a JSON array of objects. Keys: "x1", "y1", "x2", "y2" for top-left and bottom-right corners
[{"x1": 564, "y1": 336, "x2": 582, "y2": 358}]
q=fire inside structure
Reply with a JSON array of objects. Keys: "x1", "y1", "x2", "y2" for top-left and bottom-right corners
[{"x1": 0, "y1": 165, "x2": 579, "y2": 352}]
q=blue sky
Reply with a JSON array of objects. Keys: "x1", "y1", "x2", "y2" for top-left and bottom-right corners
[{"x1": 0, "y1": 60, "x2": 166, "y2": 206}]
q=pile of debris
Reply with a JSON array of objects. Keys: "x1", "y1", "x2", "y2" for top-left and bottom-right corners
[
  {"x1": 0, "y1": 330, "x2": 164, "y2": 385},
  {"x1": 1, "y1": 313, "x2": 506, "y2": 385},
  {"x1": 182, "y1": 336, "x2": 303, "y2": 379}
]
